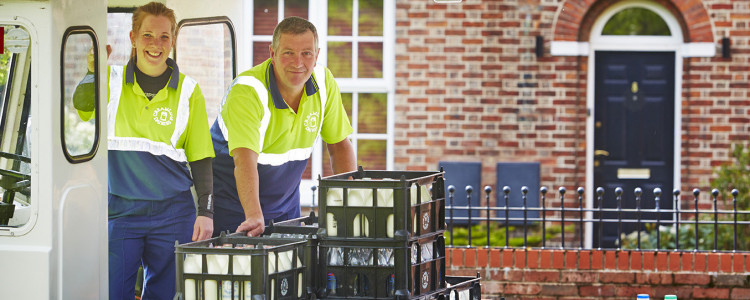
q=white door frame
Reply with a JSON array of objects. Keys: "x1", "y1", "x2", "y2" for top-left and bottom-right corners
[{"x1": 583, "y1": 0, "x2": 685, "y2": 249}]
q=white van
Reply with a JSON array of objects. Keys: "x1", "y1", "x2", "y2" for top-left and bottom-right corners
[{"x1": 0, "y1": 1, "x2": 248, "y2": 298}]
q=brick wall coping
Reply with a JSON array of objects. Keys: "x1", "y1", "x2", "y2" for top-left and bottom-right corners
[
  {"x1": 447, "y1": 248, "x2": 750, "y2": 273},
  {"x1": 447, "y1": 248, "x2": 750, "y2": 299}
]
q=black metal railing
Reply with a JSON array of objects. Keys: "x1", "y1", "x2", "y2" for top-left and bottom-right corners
[
  {"x1": 304, "y1": 185, "x2": 749, "y2": 252},
  {"x1": 443, "y1": 185, "x2": 748, "y2": 252}
]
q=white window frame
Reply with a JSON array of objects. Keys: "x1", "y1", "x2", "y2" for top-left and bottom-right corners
[{"x1": 0, "y1": 21, "x2": 35, "y2": 236}]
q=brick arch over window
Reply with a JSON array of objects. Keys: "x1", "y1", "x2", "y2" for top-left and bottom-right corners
[{"x1": 553, "y1": 0, "x2": 713, "y2": 42}]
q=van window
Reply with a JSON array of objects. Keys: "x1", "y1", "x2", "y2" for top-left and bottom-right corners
[
  {"x1": 107, "y1": 12, "x2": 133, "y2": 67},
  {"x1": 62, "y1": 28, "x2": 99, "y2": 161},
  {"x1": 0, "y1": 25, "x2": 32, "y2": 228},
  {"x1": 175, "y1": 19, "x2": 236, "y2": 125}
]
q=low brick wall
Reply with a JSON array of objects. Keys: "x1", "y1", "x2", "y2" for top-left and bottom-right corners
[{"x1": 446, "y1": 248, "x2": 750, "y2": 299}]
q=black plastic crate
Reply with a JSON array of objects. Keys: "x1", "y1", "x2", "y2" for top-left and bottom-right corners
[
  {"x1": 270, "y1": 212, "x2": 318, "y2": 226},
  {"x1": 175, "y1": 233, "x2": 312, "y2": 300},
  {"x1": 318, "y1": 167, "x2": 445, "y2": 240},
  {"x1": 265, "y1": 212, "x2": 319, "y2": 238},
  {"x1": 442, "y1": 275, "x2": 481, "y2": 300},
  {"x1": 316, "y1": 232, "x2": 446, "y2": 299}
]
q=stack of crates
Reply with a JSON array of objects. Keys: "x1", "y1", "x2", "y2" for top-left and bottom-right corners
[
  {"x1": 174, "y1": 219, "x2": 318, "y2": 300},
  {"x1": 173, "y1": 167, "x2": 482, "y2": 299},
  {"x1": 315, "y1": 167, "x2": 447, "y2": 299}
]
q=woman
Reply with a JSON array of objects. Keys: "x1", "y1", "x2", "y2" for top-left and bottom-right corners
[{"x1": 77, "y1": 2, "x2": 215, "y2": 299}]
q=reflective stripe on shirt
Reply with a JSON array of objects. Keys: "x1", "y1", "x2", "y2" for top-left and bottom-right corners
[
  {"x1": 217, "y1": 68, "x2": 328, "y2": 166},
  {"x1": 106, "y1": 65, "x2": 195, "y2": 162},
  {"x1": 217, "y1": 76, "x2": 270, "y2": 151}
]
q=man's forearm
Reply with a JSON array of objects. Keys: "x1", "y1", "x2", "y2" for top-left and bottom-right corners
[
  {"x1": 232, "y1": 148, "x2": 263, "y2": 219},
  {"x1": 328, "y1": 138, "x2": 357, "y2": 174}
]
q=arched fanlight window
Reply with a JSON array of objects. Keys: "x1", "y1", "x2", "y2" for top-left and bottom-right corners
[{"x1": 602, "y1": 7, "x2": 671, "y2": 36}]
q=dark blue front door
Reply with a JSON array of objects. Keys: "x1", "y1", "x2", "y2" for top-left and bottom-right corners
[{"x1": 593, "y1": 51, "x2": 675, "y2": 248}]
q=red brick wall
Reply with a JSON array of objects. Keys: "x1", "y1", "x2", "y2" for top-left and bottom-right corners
[
  {"x1": 394, "y1": 0, "x2": 750, "y2": 207},
  {"x1": 447, "y1": 248, "x2": 750, "y2": 299}
]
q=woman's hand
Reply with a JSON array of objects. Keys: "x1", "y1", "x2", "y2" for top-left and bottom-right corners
[{"x1": 192, "y1": 215, "x2": 213, "y2": 241}]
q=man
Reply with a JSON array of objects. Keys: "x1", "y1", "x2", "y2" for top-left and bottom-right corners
[{"x1": 211, "y1": 16, "x2": 357, "y2": 237}]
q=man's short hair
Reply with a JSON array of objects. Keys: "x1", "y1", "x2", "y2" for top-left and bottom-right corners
[{"x1": 271, "y1": 16, "x2": 318, "y2": 51}]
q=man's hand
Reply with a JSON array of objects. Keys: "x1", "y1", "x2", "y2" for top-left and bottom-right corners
[
  {"x1": 236, "y1": 212, "x2": 265, "y2": 237},
  {"x1": 192, "y1": 216, "x2": 214, "y2": 241},
  {"x1": 232, "y1": 148, "x2": 264, "y2": 237}
]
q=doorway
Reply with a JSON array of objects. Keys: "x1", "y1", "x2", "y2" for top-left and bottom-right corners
[
  {"x1": 585, "y1": 1, "x2": 686, "y2": 248},
  {"x1": 592, "y1": 51, "x2": 675, "y2": 248}
]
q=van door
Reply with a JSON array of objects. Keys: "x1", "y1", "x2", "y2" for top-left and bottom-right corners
[{"x1": 0, "y1": 1, "x2": 109, "y2": 300}]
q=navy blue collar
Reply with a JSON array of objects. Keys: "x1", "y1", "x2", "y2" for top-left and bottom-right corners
[
  {"x1": 266, "y1": 63, "x2": 319, "y2": 109},
  {"x1": 126, "y1": 57, "x2": 180, "y2": 90}
]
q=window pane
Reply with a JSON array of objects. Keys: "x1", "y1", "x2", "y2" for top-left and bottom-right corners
[
  {"x1": 107, "y1": 13, "x2": 132, "y2": 66},
  {"x1": 0, "y1": 36, "x2": 10, "y2": 103},
  {"x1": 358, "y1": 93, "x2": 386, "y2": 133},
  {"x1": 358, "y1": 42, "x2": 382, "y2": 78},
  {"x1": 357, "y1": 139, "x2": 386, "y2": 170},
  {"x1": 328, "y1": 0, "x2": 353, "y2": 36},
  {"x1": 285, "y1": 0, "x2": 309, "y2": 19},
  {"x1": 254, "y1": 0, "x2": 279, "y2": 35},
  {"x1": 359, "y1": 0, "x2": 383, "y2": 36},
  {"x1": 322, "y1": 93, "x2": 351, "y2": 176},
  {"x1": 1, "y1": 25, "x2": 32, "y2": 227},
  {"x1": 63, "y1": 32, "x2": 97, "y2": 158},
  {"x1": 328, "y1": 42, "x2": 353, "y2": 78},
  {"x1": 254, "y1": 41, "x2": 272, "y2": 66},
  {"x1": 602, "y1": 7, "x2": 671, "y2": 36},
  {"x1": 177, "y1": 22, "x2": 234, "y2": 125}
]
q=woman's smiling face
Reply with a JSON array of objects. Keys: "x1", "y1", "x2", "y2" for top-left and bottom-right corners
[{"x1": 130, "y1": 14, "x2": 174, "y2": 77}]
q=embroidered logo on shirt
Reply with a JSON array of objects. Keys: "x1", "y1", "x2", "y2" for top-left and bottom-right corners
[
  {"x1": 304, "y1": 112, "x2": 319, "y2": 133},
  {"x1": 153, "y1": 107, "x2": 174, "y2": 126}
]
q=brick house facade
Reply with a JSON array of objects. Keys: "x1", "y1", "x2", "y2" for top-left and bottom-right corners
[{"x1": 393, "y1": 0, "x2": 748, "y2": 209}]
